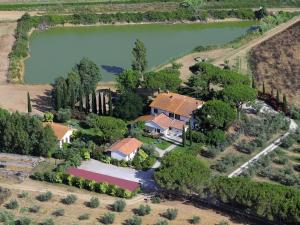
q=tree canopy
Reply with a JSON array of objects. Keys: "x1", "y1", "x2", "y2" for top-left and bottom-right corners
[
  {"x1": 154, "y1": 151, "x2": 211, "y2": 194},
  {"x1": 113, "y1": 91, "x2": 144, "y2": 121},
  {"x1": 223, "y1": 84, "x2": 257, "y2": 108},
  {"x1": 132, "y1": 39, "x2": 147, "y2": 74},
  {"x1": 195, "y1": 99, "x2": 237, "y2": 130},
  {"x1": 116, "y1": 69, "x2": 140, "y2": 92}
]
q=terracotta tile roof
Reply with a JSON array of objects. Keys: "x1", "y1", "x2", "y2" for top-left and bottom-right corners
[
  {"x1": 67, "y1": 168, "x2": 140, "y2": 191},
  {"x1": 108, "y1": 138, "x2": 143, "y2": 156},
  {"x1": 150, "y1": 92, "x2": 202, "y2": 118},
  {"x1": 150, "y1": 113, "x2": 186, "y2": 130},
  {"x1": 43, "y1": 122, "x2": 71, "y2": 140},
  {"x1": 134, "y1": 115, "x2": 155, "y2": 123}
]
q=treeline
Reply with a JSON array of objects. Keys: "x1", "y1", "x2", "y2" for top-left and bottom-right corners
[
  {"x1": 0, "y1": 108, "x2": 57, "y2": 157},
  {"x1": 208, "y1": 177, "x2": 300, "y2": 225}
]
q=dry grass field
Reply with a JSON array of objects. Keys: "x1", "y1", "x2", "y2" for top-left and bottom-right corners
[{"x1": 250, "y1": 21, "x2": 300, "y2": 106}]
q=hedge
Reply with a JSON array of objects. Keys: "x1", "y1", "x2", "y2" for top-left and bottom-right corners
[{"x1": 31, "y1": 172, "x2": 139, "y2": 199}]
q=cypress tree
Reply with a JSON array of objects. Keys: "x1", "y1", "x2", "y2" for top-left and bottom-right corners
[
  {"x1": 276, "y1": 89, "x2": 280, "y2": 103},
  {"x1": 182, "y1": 125, "x2": 186, "y2": 147},
  {"x1": 271, "y1": 88, "x2": 274, "y2": 97},
  {"x1": 98, "y1": 91, "x2": 102, "y2": 115},
  {"x1": 262, "y1": 81, "x2": 265, "y2": 94},
  {"x1": 86, "y1": 94, "x2": 90, "y2": 113},
  {"x1": 79, "y1": 90, "x2": 83, "y2": 111},
  {"x1": 27, "y1": 92, "x2": 32, "y2": 114},
  {"x1": 283, "y1": 94, "x2": 288, "y2": 113},
  {"x1": 92, "y1": 91, "x2": 97, "y2": 114},
  {"x1": 102, "y1": 92, "x2": 107, "y2": 116},
  {"x1": 252, "y1": 79, "x2": 256, "y2": 89},
  {"x1": 189, "y1": 120, "x2": 192, "y2": 146},
  {"x1": 108, "y1": 89, "x2": 113, "y2": 116}
]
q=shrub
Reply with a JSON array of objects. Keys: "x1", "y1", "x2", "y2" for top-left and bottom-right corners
[
  {"x1": 125, "y1": 215, "x2": 142, "y2": 225},
  {"x1": 163, "y1": 208, "x2": 178, "y2": 220},
  {"x1": 39, "y1": 218, "x2": 55, "y2": 225},
  {"x1": 280, "y1": 136, "x2": 295, "y2": 148},
  {"x1": 206, "y1": 129, "x2": 226, "y2": 146},
  {"x1": 5, "y1": 199, "x2": 18, "y2": 209},
  {"x1": 101, "y1": 212, "x2": 115, "y2": 224},
  {"x1": 78, "y1": 213, "x2": 90, "y2": 220},
  {"x1": 0, "y1": 210, "x2": 15, "y2": 223},
  {"x1": 217, "y1": 220, "x2": 229, "y2": 225},
  {"x1": 18, "y1": 192, "x2": 28, "y2": 198},
  {"x1": 16, "y1": 217, "x2": 31, "y2": 225},
  {"x1": 273, "y1": 156, "x2": 289, "y2": 165},
  {"x1": 155, "y1": 220, "x2": 168, "y2": 225},
  {"x1": 151, "y1": 196, "x2": 161, "y2": 204},
  {"x1": 112, "y1": 199, "x2": 126, "y2": 212},
  {"x1": 203, "y1": 146, "x2": 220, "y2": 158},
  {"x1": 0, "y1": 187, "x2": 12, "y2": 205},
  {"x1": 189, "y1": 215, "x2": 201, "y2": 224},
  {"x1": 55, "y1": 108, "x2": 71, "y2": 123},
  {"x1": 88, "y1": 196, "x2": 100, "y2": 208},
  {"x1": 29, "y1": 205, "x2": 40, "y2": 213},
  {"x1": 62, "y1": 194, "x2": 77, "y2": 205},
  {"x1": 135, "y1": 204, "x2": 151, "y2": 216},
  {"x1": 52, "y1": 208, "x2": 65, "y2": 217},
  {"x1": 37, "y1": 191, "x2": 52, "y2": 202}
]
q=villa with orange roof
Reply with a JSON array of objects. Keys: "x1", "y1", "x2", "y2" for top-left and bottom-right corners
[
  {"x1": 44, "y1": 122, "x2": 75, "y2": 148},
  {"x1": 108, "y1": 138, "x2": 143, "y2": 161}
]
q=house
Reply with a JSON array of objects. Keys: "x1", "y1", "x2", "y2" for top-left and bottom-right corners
[
  {"x1": 44, "y1": 122, "x2": 75, "y2": 148},
  {"x1": 108, "y1": 138, "x2": 143, "y2": 161},
  {"x1": 144, "y1": 113, "x2": 187, "y2": 136},
  {"x1": 149, "y1": 92, "x2": 203, "y2": 126}
]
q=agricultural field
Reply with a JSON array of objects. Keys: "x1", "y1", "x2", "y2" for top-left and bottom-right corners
[
  {"x1": 250, "y1": 21, "x2": 300, "y2": 106},
  {"x1": 0, "y1": 185, "x2": 250, "y2": 225}
]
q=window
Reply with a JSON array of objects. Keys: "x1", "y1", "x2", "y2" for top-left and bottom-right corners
[
  {"x1": 169, "y1": 113, "x2": 174, "y2": 118},
  {"x1": 175, "y1": 114, "x2": 180, "y2": 120},
  {"x1": 153, "y1": 108, "x2": 158, "y2": 113}
]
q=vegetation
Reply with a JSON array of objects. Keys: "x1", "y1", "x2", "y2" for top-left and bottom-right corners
[
  {"x1": 0, "y1": 108, "x2": 57, "y2": 157},
  {"x1": 132, "y1": 39, "x2": 147, "y2": 75},
  {"x1": 125, "y1": 215, "x2": 142, "y2": 225},
  {"x1": 52, "y1": 208, "x2": 65, "y2": 217},
  {"x1": 78, "y1": 213, "x2": 90, "y2": 220},
  {"x1": 101, "y1": 212, "x2": 115, "y2": 224},
  {"x1": 163, "y1": 208, "x2": 178, "y2": 220},
  {"x1": 88, "y1": 197, "x2": 100, "y2": 208},
  {"x1": 112, "y1": 199, "x2": 126, "y2": 212},
  {"x1": 135, "y1": 204, "x2": 151, "y2": 216},
  {"x1": 61, "y1": 194, "x2": 77, "y2": 205},
  {"x1": 5, "y1": 200, "x2": 19, "y2": 210},
  {"x1": 36, "y1": 192, "x2": 52, "y2": 202}
]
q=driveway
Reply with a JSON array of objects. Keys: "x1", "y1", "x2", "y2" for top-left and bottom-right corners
[{"x1": 79, "y1": 159, "x2": 156, "y2": 190}]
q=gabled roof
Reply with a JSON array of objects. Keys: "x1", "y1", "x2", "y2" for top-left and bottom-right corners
[
  {"x1": 108, "y1": 138, "x2": 143, "y2": 156},
  {"x1": 44, "y1": 122, "x2": 72, "y2": 140},
  {"x1": 148, "y1": 113, "x2": 186, "y2": 130},
  {"x1": 149, "y1": 92, "x2": 202, "y2": 118}
]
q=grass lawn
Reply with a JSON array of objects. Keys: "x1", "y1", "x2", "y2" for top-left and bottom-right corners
[
  {"x1": 32, "y1": 159, "x2": 60, "y2": 174},
  {"x1": 138, "y1": 136, "x2": 172, "y2": 150}
]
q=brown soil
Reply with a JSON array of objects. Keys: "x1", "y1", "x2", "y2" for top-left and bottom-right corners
[
  {"x1": 1, "y1": 181, "x2": 250, "y2": 225},
  {"x1": 250, "y1": 21, "x2": 300, "y2": 106}
]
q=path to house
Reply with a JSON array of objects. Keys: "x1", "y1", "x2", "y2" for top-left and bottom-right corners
[
  {"x1": 152, "y1": 144, "x2": 177, "y2": 168},
  {"x1": 228, "y1": 119, "x2": 298, "y2": 178}
]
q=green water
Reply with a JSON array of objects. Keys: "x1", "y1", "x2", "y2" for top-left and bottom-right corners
[{"x1": 24, "y1": 22, "x2": 253, "y2": 84}]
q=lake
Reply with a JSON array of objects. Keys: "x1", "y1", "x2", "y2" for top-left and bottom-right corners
[{"x1": 24, "y1": 21, "x2": 253, "y2": 84}]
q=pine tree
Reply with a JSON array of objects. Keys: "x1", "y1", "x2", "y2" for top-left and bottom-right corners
[
  {"x1": 92, "y1": 91, "x2": 97, "y2": 114},
  {"x1": 276, "y1": 89, "x2": 280, "y2": 103},
  {"x1": 189, "y1": 120, "x2": 192, "y2": 146},
  {"x1": 262, "y1": 81, "x2": 265, "y2": 94},
  {"x1": 182, "y1": 125, "x2": 186, "y2": 147},
  {"x1": 102, "y1": 92, "x2": 107, "y2": 116},
  {"x1": 108, "y1": 89, "x2": 113, "y2": 116},
  {"x1": 283, "y1": 94, "x2": 288, "y2": 113},
  {"x1": 86, "y1": 94, "x2": 90, "y2": 113},
  {"x1": 27, "y1": 92, "x2": 32, "y2": 114},
  {"x1": 98, "y1": 91, "x2": 102, "y2": 115}
]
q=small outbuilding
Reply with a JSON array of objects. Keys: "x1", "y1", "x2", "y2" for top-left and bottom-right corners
[
  {"x1": 108, "y1": 138, "x2": 143, "y2": 161},
  {"x1": 44, "y1": 122, "x2": 75, "y2": 148}
]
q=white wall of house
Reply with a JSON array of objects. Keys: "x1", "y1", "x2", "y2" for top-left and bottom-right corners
[
  {"x1": 111, "y1": 149, "x2": 138, "y2": 161},
  {"x1": 58, "y1": 130, "x2": 74, "y2": 148},
  {"x1": 168, "y1": 127, "x2": 183, "y2": 136},
  {"x1": 145, "y1": 121, "x2": 167, "y2": 135}
]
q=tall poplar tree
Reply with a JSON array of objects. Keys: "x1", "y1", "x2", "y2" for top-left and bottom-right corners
[
  {"x1": 27, "y1": 92, "x2": 32, "y2": 114},
  {"x1": 86, "y1": 94, "x2": 90, "y2": 113},
  {"x1": 108, "y1": 89, "x2": 113, "y2": 116},
  {"x1": 276, "y1": 90, "x2": 280, "y2": 103},
  {"x1": 98, "y1": 91, "x2": 102, "y2": 115},
  {"x1": 102, "y1": 92, "x2": 107, "y2": 116},
  {"x1": 92, "y1": 91, "x2": 97, "y2": 114},
  {"x1": 131, "y1": 39, "x2": 147, "y2": 75},
  {"x1": 182, "y1": 125, "x2": 186, "y2": 147}
]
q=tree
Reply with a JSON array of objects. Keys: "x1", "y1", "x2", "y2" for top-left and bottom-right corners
[
  {"x1": 108, "y1": 89, "x2": 113, "y2": 116},
  {"x1": 116, "y1": 69, "x2": 140, "y2": 92},
  {"x1": 262, "y1": 81, "x2": 266, "y2": 94},
  {"x1": 43, "y1": 112, "x2": 54, "y2": 122},
  {"x1": 182, "y1": 126, "x2": 186, "y2": 147},
  {"x1": 255, "y1": 6, "x2": 268, "y2": 20},
  {"x1": 185, "y1": 73, "x2": 209, "y2": 99},
  {"x1": 252, "y1": 79, "x2": 256, "y2": 89},
  {"x1": 85, "y1": 94, "x2": 90, "y2": 113},
  {"x1": 79, "y1": 90, "x2": 83, "y2": 111},
  {"x1": 283, "y1": 94, "x2": 288, "y2": 113},
  {"x1": 189, "y1": 120, "x2": 192, "y2": 146},
  {"x1": 98, "y1": 91, "x2": 102, "y2": 115},
  {"x1": 223, "y1": 84, "x2": 257, "y2": 119},
  {"x1": 132, "y1": 39, "x2": 147, "y2": 75},
  {"x1": 154, "y1": 151, "x2": 211, "y2": 194},
  {"x1": 195, "y1": 100, "x2": 237, "y2": 130},
  {"x1": 113, "y1": 91, "x2": 143, "y2": 121},
  {"x1": 74, "y1": 57, "x2": 101, "y2": 95},
  {"x1": 27, "y1": 92, "x2": 32, "y2": 114},
  {"x1": 53, "y1": 77, "x2": 67, "y2": 110},
  {"x1": 92, "y1": 91, "x2": 97, "y2": 114},
  {"x1": 182, "y1": 0, "x2": 205, "y2": 20},
  {"x1": 102, "y1": 92, "x2": 107, "y2": 116},
  {"x1": 66, "y1": 71, "x2": 81, "y2": 109},
  {"x1": 276, "y1": 89, "x2": 280, "y2": 103}
]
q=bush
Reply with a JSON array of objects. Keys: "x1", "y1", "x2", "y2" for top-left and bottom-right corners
[
  {"x1": 39, "y1": 218, "x2": 54, "y2": 225},
  {"x1": 55, "y1": 108, "x2": 71, "y2": 123},
  {"x1": 206, "y1": 129, "x2": 226, "y2": 146},
  {"x1": 62, "y1": 194, "x2": 77, "y2": 205},
  {"x1": 5, "y1": 199, "x2": 18, "y2": 209},
  {"x1": 0, "y1": 210, "x2": 15, "y2": 223},
  {"x1": 29, "y1": 205, "x2": 40, "y2": 213},
  {"x1": 163, "y1": 208, "x2": 178, "y2": 220},
  {"x1": 189, "y1": 215, "x2": 201, "y2": 224},
  {"x1": 88, "y1": 196, "x2": 100, "y2": 208},
  {"x1": 16, "y1": 217, "x2": 31, "y2": 225},
  {"x1": 52, "y1": 208, "x2": 65, "y2": 217},
  {"x1": 37, "y1": 191, "x2": 52, "y2": 202},
  {"x1": 18, "y1": 192, "x2": 28, "y2": 198},
  {"x1": 217, "y1": 220, "x2": 229, "y2": 225},
  {"x1": 151, "y1": 196, "x2": 161, "y2": 204},
  {"x1": 155, "y1": 220, "x2": 168, "y2": 225},
  {"x1": 203, "y1": 146, "x2": 220, "y2": 158},
  {"x1": 78, "y1": 213, "x2": 90, "y2": 220},
  {"x1": 280, "y1": 136, "x2": 295, "y2": 148},
  {"x1": 125, "y1": 216, "x2": 142, "y2": 225},
  {"x1": 112, "y1": 199, "x2": 126, "y2": 212},
  {"x1": 135, "y1": 204, "x2": 151, "y2": 216},
  {"x1": 101, "y1": 212, "x2": 115, "y2": 224}
]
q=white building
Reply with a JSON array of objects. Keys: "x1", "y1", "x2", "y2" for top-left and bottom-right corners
[
  {"x1": 44, "y1": 122, "x2": 75, "y2": 148},
  {"x1": 108, "y1": 138, "x2": 143, "y2": 161}
]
